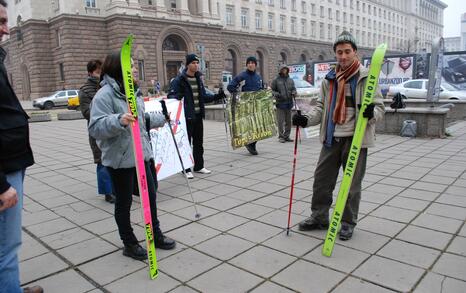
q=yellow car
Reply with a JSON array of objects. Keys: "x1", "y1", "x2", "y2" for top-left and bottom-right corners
[{"x1": 67, "y1": 95, "x2": 80, "y2": 110}]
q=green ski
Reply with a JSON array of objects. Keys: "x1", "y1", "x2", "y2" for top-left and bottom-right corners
[
  {"x1": 322, "y1": 43, "x2": 387, "y2": 257},
  {"x1": 121, "y1": 35, "x2": 159, "y2": 278}
]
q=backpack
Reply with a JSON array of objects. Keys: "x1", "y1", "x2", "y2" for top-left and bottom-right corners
[{"x1": 390, "y1": 92, "x2": 406, "y2": 112}]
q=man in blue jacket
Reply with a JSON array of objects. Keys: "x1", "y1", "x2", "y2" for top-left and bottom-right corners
[
  {"x1": 227, "y1": 56, "x2": 263, "y2": 155},
  {"x1": 168, "y1": 54, "x2": 225, "y2": 179}
]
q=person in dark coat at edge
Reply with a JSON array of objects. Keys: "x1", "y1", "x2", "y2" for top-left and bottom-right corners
[
  {"x1": 271, "y1": 66, "x2": 297, "y2": 143},
  {"x1": 79, "y1": 59, "x2": 115, "y2": 203},
  {"x1": 0, "y1": 1, "x2": 43, "y2": 292},
  {"x1": 168, "y1": 54, "x2": 226, "y2": 179},
  {"x1": 227, "y1": 56, "x2": 264, "y2": 155}
]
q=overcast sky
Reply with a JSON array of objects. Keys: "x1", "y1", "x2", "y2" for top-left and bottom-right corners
[{"x1": 443, "y1": 0, "x2": 464, "y2": 37}]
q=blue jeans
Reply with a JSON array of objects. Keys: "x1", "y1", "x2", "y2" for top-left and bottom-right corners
[
  {"x1": 97, "y1": 163, "x2": 113, "y2": 195},
  {"x1": 0, "y1": 170, "x2": 25, "y2": 293}
]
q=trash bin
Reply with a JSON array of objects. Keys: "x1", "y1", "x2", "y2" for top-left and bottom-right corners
[{"x1": 400, "y1": 120, "x2": 417, "y2": 137}]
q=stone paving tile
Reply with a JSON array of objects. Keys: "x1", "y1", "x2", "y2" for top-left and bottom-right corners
[
  {"x1": 272, "y1": 260, "x2": 346, "y2": 293},
  {"x1": 194, "y1": 234, "x2": 254, "y2": 261},
  {"x1": 414, "y1": 272, "x2": 466, "y2": 293},
  {"x1": 420, "y1": 174, "x2": 457, "y2": 185},
  {"x1": 255, "y1": 209, "x2": 306, "y2": 229},
  {"x1": 412, "y1": 213, "x2": 463, "y2": 234},
  {"x1": 304, "y1": 244, "x2": 370, "y2": 273},
  {"x1": 203, "y1": 184, "x2": 243, "y2": 196},
  {"x1": 377, "y1": 239, "x2": 440, "y2": 268},
  {"x1": 159, "y1": 248, "x2": 221, "y2": 282},
  {"x1": 432, "y1": 253, "x2": 466, "y2": 281},
  {"x1": 262, "y1": 232, "x2": 321, "y2": 257},
  {"x1": 386, "y1": 196, "x2": 431, "y2": 211},
  {"x1": 397, "y1": 188, "x2": 440, "y2": 201},
  {"x1": 227, "y1": 203, "x2": 274, "y2": 219},
  {"x1": 253, "y1": 195, "x2": 292, "y2": 209},
  {"x1": 370, "y1": 205, "x2": 419, "y2": 223},
  {"x1": 20, "y1": 252, "x2": 69, "y2": 285},
  {"x1": 333, "y1": 276, "x2": 397, "y2": 293},
  {"x1": 249, "y1": 281, "x2": 295, "y2": 293},
  {"x1": 353, "y1": 255, "x2": 425, "y2": 292},
  {"x1": 379, "y1": 177, "x2": 415, "y2": 188},
  {"x1": 19, "y1": 233, "x2": 49, "y2": 262},
  {"x1": 25, "y1": 217, "x2": 77, "y2": 238},
  {"x1": 435, "y1": 193, "x2": 466, "y2": 207},
  {"x1": 168, "y1": 285, "x2": 199, "y2": 293},
  {"x1": 187, "y1": 263, "x2": 263, "y2": 293},
  {"x1": 165, "y1": 222, "x2": 220, "y2": 246},
  {"x1": 200, "y1": 195, "x2": 244, "y2": 211},
  {"x1": 158, "y1": 213, "x2": 191, "y2": 232},
  {"x1": 53, "y1": 206, "x2": 112, "y2": 226},
  {"x1": 447, "y1": 236, "x2": 466, "y2": 257},
  {"x1": 40, "y1": 227, "x2": 96, "y2": 250},
  {"x1": 396, "y1": 225, "x2": 453, "y2": 250},
  {"x1": 425, "y1": 203, "x2": 466, "y2": 220},
  {"x1": 198, "y1": 212, "x2": 249, "y2": 232},
  {"x1": 78, "y1": 251, "x2": 146, "y2": 285},
  {"x1": 157, "y1": 198, "x2": 194, "y2": 213},
  {"x1": 226, "y1": 189, "x2": 265, "y2": 202},
  {"x1": 229, "y1": 245, "x2": 297, "y2": 278},
  {"x1": 22, "y1": 209, "x2": 61, "y2": 227},
  {"x1": 57, "y1": 237, "x2": 118, "y2": 265},
  {"x1": 248, "y1": 181, "x2": 287, "y2": 193},
  {"x1": 171, "y1": 204, "x2": 219, "y2": 221},
  {"x1": 104, "y1": 269, "x2": 180, "y2": 293},
  {"x1": 444, "y1": 185, "x2": 466, "y2": 197},
  {"x1": 229, "y1": 221, "x2": 282, "y2": 243},
  {"x1": 39, "y1": 194, "x2": 81, "y2": 208},
  {"x1": 34, "y1": 269, "x2": 96, "y2": 293},
  {"x1": 357, "y1": 215, "x2": 407, "y2": 237}
]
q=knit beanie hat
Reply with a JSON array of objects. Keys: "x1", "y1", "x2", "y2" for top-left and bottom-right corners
[
  {"x1": 246, "y1": 56, "x2": 258, "y2": 65},
  {"x1": 186, "y1": 54, "x2": 200, "y2": 66},
  {"x1": 333, "y1": 31, "x2": 357, "y2": 52}
]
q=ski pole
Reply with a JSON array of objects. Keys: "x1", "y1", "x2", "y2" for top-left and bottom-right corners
[
  {"x1": 160, "y1": 100, "x2": 201, "y2": 220},
  {"x1": 286, "y1": 108, "x2": 301, "y2": 236}
]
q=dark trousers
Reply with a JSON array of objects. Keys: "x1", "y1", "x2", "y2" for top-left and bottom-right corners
[
  {"x1": 276, "y1": 108, "x2": 292, "y2": 139},
  {"x1": 311, "y1": 137, "x2": 367, "y2": 227},
  {"x1": 186, "y1": 115, "x2": 204, "y2": 172},
  {"x1": 108, "y1": 161, "x2": 160, "y2": 246}
]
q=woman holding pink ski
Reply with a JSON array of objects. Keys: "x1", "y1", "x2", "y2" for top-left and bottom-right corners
[{"x1": 89, "y1": 52, "x2": 176, "y2": 261}]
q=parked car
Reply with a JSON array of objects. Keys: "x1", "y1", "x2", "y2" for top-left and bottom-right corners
[
  {"x1": 387, "y1": 79, "x2": 466, "y2": 100},
  {"x1": 33, "y1": 90, "x2": 79, "y2": 109},
  {"x1": 293, "y1": 79, "x2": 320, "y2": 98},
  {"x1": 443, "y1": 57, "x2": 466, "y2": 84}
]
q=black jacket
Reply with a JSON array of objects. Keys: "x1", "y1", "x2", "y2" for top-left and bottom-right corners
[
  {"x1": 79, "y1": 76, "x2": 102, "y2": 163},
  {"x1": 0, "y1": 47, "x2": 34, "y2": 193},
  {"x1": 167, "y1": 70, "x2": 216, "y2": 120}
]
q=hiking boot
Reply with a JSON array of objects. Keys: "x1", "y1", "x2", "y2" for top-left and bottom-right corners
[
  {"x1": 23, "y1": 286, "x2": 44, "y2": 293},
  {"x1": 285, "y1": 137, "x2": 294, "y2": 142},
  {"x1": 339, "y1": 222, "x2": 354, "y2": 241},
  {"x1": 279, "y1": 138, "x2": 286, "y2": 143},
  {"x1": 245, "y1": 144, "x2": 258, "y2": 155},
  {"x1": 298, "y1": 217, "x2": 329, "y2": 231},
  {"x1": 105, "y1": 194, "x2": 115, "y2": 203},
  {"x1": 123, "y1": 243, "x2": 147, "y2": 260},
  {"x1": 155, "y1": 234, "x2": 176, "y2": 250}
]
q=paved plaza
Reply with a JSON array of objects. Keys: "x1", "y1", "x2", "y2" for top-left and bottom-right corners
[{"x1": 19, "y1": 118, "x2": 466, "y2": 293}]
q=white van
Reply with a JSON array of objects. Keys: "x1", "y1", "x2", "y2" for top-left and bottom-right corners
[{"x1": 222, "y1": 71, "x2": 232, "y2": 92}]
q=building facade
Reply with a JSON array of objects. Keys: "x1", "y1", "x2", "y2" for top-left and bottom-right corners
[
  {"x1": 444, "y1": 37, "x2": 461, "y2": 52},
  {"x1": 3, "y1": 0, "x2": 446, "y2": 100},
  {"x1": 462, "y1": 12, "x2": 466, "y2": 50}
]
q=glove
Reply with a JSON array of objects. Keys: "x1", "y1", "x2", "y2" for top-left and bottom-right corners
[
  {"x1": 362, "y1": 103, "x2": 375, "y2": 120},
  {"x1": 292, "y1": 113, "x2": 308, "y2": 127},
  {"x1": 214, "y1": 88, "x2": 227, "y2": 100}
]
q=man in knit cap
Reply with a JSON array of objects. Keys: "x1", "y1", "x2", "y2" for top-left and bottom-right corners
[
  {"x1": 168, "y1": 54, "x2": 226, "y2": 179},
  {"x1": 292, "y1": 31, "x2": 385, "y2": 240}
]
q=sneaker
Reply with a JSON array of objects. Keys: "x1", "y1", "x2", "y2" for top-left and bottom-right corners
[
  {"x1": 186, "y1": 171, "x2": 194, "y2": 179},
  {"x1": 285, "y1": 137, "x2": 294, "y2": 142},
  {"x1": 298, "y1": 217, "x2": 329, "y2": 231},
  {"x1": 279, "y1": 138, "x2": 286, "y2": 143},
  {"x1": 123, "y1": 243, "x2": 147, "y2": 260},
  {"x1": 105, "y1": 194, "x2": 115, "y2": 203},
  {"x1": 194, "y1": 168, "x2": 211, "y2": 174},
  {"x1": 23, "y1": 286, "x2": 44, "y2": 293},
  {"x1": 245, "y1": 144, "x2": 258, "y2": 155},
  {"x1": 339, "y1": 222, "x2": 354, "y2": 241}
]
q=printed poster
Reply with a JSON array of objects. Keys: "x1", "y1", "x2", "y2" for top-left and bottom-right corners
[
  {"x1": 145, "y1": 98, "x2": 193, "y2": 180},
  {"x1": 227, "y1": 90, "x2": 277, "y2": 149},
  {"x1": 288, "y1": 64, "x2": 306, "y2": 81},
  {"x1": 313, "y1": 61, "x2": 337, "y2": 88}
]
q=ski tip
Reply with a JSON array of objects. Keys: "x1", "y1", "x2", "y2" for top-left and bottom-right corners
[
  {"x1": 322, "y1": 246, "x2": 333, "y2": 257},
  {"x1": 150, "y1": 269, "x2": 159, "y2": 280}
]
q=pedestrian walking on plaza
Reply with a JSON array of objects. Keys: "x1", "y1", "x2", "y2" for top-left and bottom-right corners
[
  {"x1": 168, "y1": 53, "x2": 225, "y2": 179},
  {"x1": 0, "y1": 1, "x2": 43, "y2": 292},
  {"x1": 89, "y1": 52, "x2": 176, "y2": 260},
  {"x1": 227, "y1": 56, "x2": 264, "y2": 155},
  {"x1": 271, "y1": 66, "x2": 297, "y2": 143},
  {"x1": 79, "y1": 59, "x2": 115, "y2": 204},
  {"x1": 292, "y1": 31, "x2": 385, "y2": 240}
]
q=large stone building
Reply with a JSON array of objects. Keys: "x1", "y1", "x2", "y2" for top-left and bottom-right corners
[{"x1": 2, "y1": 0, "x2": 446, "y2": 100}]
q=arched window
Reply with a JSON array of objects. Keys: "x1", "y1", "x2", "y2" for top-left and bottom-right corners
[
  {"x1": 224, "y1": 49, "x2": 238, "y2": 76},
  {"x1": 162, "y1": 35, "x2": 187, "y2": 51},
  {"x1": 256, "y1": 50, "x2": 264, "y2": 77},
  {"x1": 279, "y1": 52, "x2": 287, "y2": 67},
  {"x1": 300, "y1": 53, "x2": 307, "y2": 63}
]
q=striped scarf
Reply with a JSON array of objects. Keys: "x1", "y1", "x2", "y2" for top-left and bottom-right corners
[{"x1": 329, "y1": 60, "x2": 361, "y2": 124}]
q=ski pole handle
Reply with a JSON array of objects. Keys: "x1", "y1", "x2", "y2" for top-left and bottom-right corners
[{"x1": 159, "y1": 100, "x2": 170, "y2": 121}]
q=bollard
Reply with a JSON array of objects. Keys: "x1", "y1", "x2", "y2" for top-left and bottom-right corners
[{"x1": 400, "y1": 120, "x2": 417, "y2": 137}]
